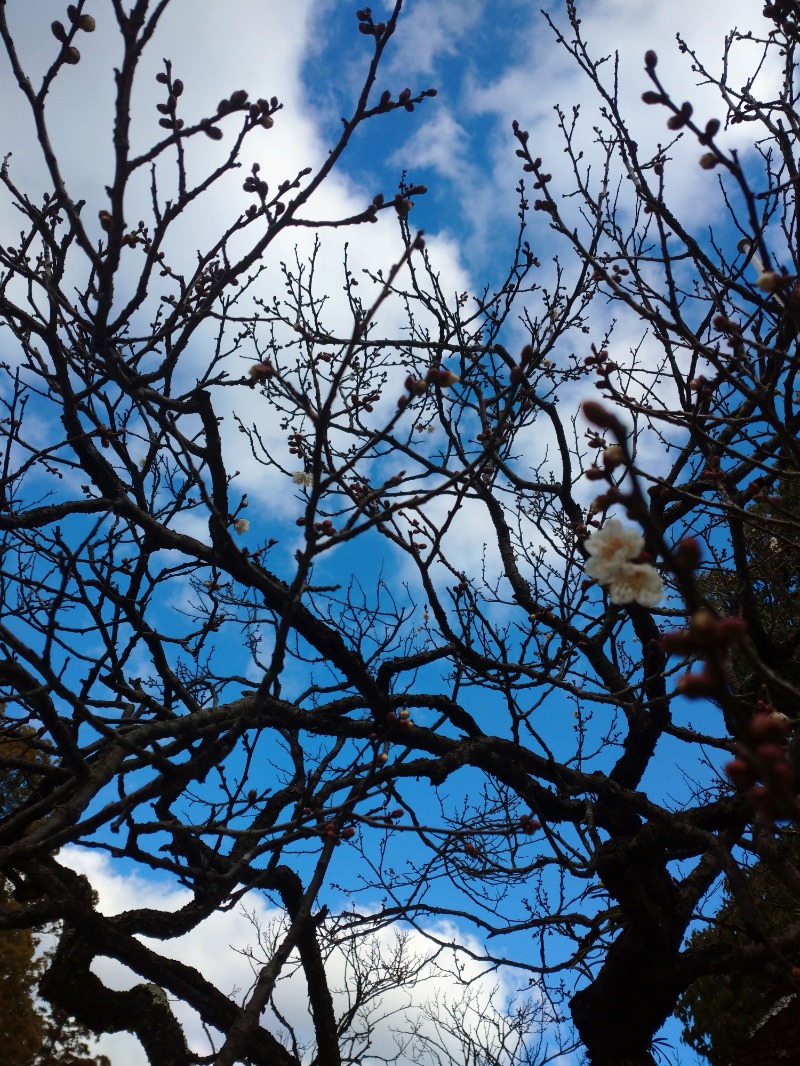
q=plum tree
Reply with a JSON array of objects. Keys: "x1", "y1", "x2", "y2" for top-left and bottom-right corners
[{"x1": 1, "y1": 1, "x2": 800, "y2": 1064}]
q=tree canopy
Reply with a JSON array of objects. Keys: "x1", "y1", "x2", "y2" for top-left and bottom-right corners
[{"x1": 1, "y1": 1, "x2": 800, "y2": 1064}]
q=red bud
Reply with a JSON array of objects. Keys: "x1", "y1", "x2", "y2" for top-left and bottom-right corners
[
  {"x1": 582, "y1": 401, "x2": 624, "y2": 433},
  {"x1": 725, "y1": 758, "x2": 756, "y2": 791},
  {"x1": 749, "y1": 713, "x2": 791, "y2": 743}
]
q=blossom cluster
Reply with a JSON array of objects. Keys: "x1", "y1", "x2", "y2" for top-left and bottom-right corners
[
  {"x1": 584, "y1": 519, "x2": 663, "y2": 607},
  {"x1": 726, "y1": 708, "x2": 796, "y2": 821}
]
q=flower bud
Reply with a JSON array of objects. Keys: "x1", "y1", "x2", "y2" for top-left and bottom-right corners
[
  {"x1": 64, "y1": 46, "x2": 81, "y2": 64},
  {"x1": 427, "y1": 366, "x2": 459, "y2": 387},
  {"x1": 746, "y1": 784, "x2": 778, "y2": 816},
  {"x1": 725, "y1": 757, "x2": 757, "y2": 791},
  {"x1": 754, "y1": 742, "x2": 788, "y2": 765},
  {"x1": 713, "y1": 314, "x2": 737, "y2": 333},
  {"x1": 519, "y1": 815, "x2": 541, "y2": 833},
  {"x1": 78, "y1": 14, "x2": 96, "y2": 31},
  {"x1": 582, "y1": 401, "x2": 623, "y2": 433},
  {"x1": 661, "y1": 629, "x2": 694, "y2": 655},
  {"x1": 756, "y1": 271, "x2": 783, "y2": 292},
  {"x1": 676, "y1": 670, "x2": 717, "y2": 698},
  {"x1": 404, "y1": 375, "x2": 427, "y2": 396},
  {"x1": 690, "y1": 611, "x2": 716, "y2": 632},
  {"x1": 602, "y1": 444, "x2": 625, "y2": 470},
  {"x1": 673, "y1": 537, "x2": 702, "y2": 571},
  {"x1": 749, "y1": 712, "x2": 791, "y2": 743},
  {"x1": 248, "y1": 361, "x2": 273, "y2": 382},
  {"x1": 716, "y1": 616, "x2": 747, "y2": 648},
  {"x1": 699, "y1": 153, "x2": 718, "y2": 170}
]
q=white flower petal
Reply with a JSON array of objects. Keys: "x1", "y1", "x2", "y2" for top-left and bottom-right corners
[
  {"x1": 606, "y1": 563, "x2": 663, "y2": 607},
  {"x1": 584, "y1": 519, "x2": 644, "y2": 576}
]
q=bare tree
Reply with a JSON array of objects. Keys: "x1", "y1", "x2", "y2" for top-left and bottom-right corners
[{"x1": 2, "y1": 1, "x2": 800, "y2": 1064}]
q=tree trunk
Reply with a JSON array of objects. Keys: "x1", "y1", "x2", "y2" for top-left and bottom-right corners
[{"x1": 570, "y1": 925, "x2": 682, "y2": 1066}]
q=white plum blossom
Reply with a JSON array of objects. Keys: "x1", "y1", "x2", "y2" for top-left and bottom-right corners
[
  {"x1": 584, "y1": 519, "x2": 644, "y2": 584},
  {"x1": 584, "y1": 519, "x2": 663, "y2": 607},
  {"x1": 233, "y1": 518, "x2": 250, "y2": 535},
  {"x1": 606, "y1": 562, "x2": 664, "y2": 607},
  {"x1": 292, "y1": 471, "x2": 314, "y2": 487}
]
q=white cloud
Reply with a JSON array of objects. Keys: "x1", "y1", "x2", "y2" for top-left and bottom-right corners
[
  {"x1": 468, "y1": 0, "x2": 774, "y2": 233},
  {"x1": 385, "y1": 0, "x2": 484, "y2": 79},
  {"x1": 392, "y1": 107, "x2": 471, "y2": 181},
  {"x1": 0, "y1": 0, "x2": 478, "y2": 557},
  {"x1": 56, "y1": 847, "x2": 560, "y2": 1065}
]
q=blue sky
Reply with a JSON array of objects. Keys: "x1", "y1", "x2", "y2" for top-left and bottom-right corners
[{"x1": 0, "y1": 0, "x2": 774, "y2": 1062}]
